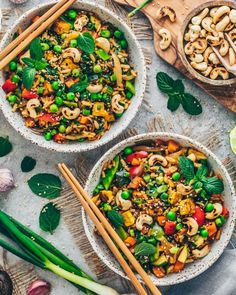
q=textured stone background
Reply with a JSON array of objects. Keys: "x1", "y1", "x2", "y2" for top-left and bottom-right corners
[{"x1": 0, "y1": 0, "x2": 235, "y2": 294}]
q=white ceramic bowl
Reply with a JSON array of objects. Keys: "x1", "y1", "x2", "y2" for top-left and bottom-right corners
[
  {"x1": 83, "y1": 132, "x2": 236, "y2": 286},
  {"x1": 0, "y1": 1, "x2": 146, "y2": 153}
]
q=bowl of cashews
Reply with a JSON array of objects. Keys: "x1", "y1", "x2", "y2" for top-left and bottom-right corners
[{"x1": 178, "y1": 1, "x2": 236, "y2": 85}]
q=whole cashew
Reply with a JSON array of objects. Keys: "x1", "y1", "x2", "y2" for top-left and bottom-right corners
[
  {"x1": 206, "y1": 35, "x2": 224, "y2": 46},
  {"x1": 213, "y1": 6, "x2": 230, "y2": 24},
  {"x1": 229, "y1": 28, "x2": 236, "y2": 40},
  {"x1": 190, "y1": 53, "x2": 204, "y2": 63},
  {"x1": 225, "y1": 22, "x2": 234, "y2": 31},
  {"x1": 111, "y1": 94, "x2": 124, "y2": 114},
  {"x1": 202, "y1": 17, "x2": 214, "y2": 33},
  {"x1": 192, "y1": 245, "x2": 210, "y2": 258},
  {"x1": 74, "y1": 14, "x2": 89, "y2": 31},
  {"x1": 190, "y1": 61, "x2": 208, "y2": 72},
  {"x1": 116, "y1": 191, "x2": 132, "y2": 211},
  {"x1": 62, "y1": 107, "x2": 80, "y2": 120},
  {"x1": 27, "y1": 99, "x2": 41, "y2": 118},
  {"x1": 176, "y1": 183, "x2": 193, "y2": 195},
  {"x1": 86, "y1": 84, "x2": 103, "y2": 93},
  {"x1": 189, "y1": 25, "x2": 201, "y2": 42},
  {"x1": 192, "y1": 38, "x2": 207, "y2": 53},
  {"x1": 191, "y1": 8, "x2": 209, "y2": 25},
  {"x1": 215, "y1": 15, "x2": 230, "y2": 32},
  {"x1": 183, "y1": 217, "x2": 199, "y2": 236},
  {"x1": 229, "y1": 9, "x2": 236, "y2": 23},
  {"x1": 205, "y1": 203, "x2": 223, "y2": 219},
  {"x1": 219, "y1": 39, "x2": 229, "y2": 56},
  {"x1": 210, "y1": 7, "x2": 218, "y2": 17},
  {"x1": 95, "y1": 37, "x2": 110, "y2": 53},
  {"x1": 210, "y1": 67, "x2": 229, "y2": 80},
  {"x1": 148, "y1": 155, "x2": 168, "y2": 167},
  {"x1": 158, "y1": 28, "x2": 172, "y2": 50},
  {"x1": 136, "y1": 214, "x2": 153, "y2": 231},
  {"x1": 203, "y1": 47, "x2": 213, "y2": 62},
  {"x1": 62, "y1": 48, "x2": 81, "y2": 63},
  {"x1": 202, "y1": 66, "x2": 213, "y2": 77},
  {"x1": 184, "y1": 42, "x2": 194, "y2": 55},
  {"x1": 229, "y1": 48, "x2": 236, "y2": 66},
  {"x1": 156, "y1": 6, "x2": 176, "y2": 22},
  {"x1": 208, "y1": 52, "x2": 220, "y2": 65}
]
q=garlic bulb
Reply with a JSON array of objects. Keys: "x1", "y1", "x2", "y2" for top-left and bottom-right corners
[{"x1": 0, "y1": 168, "x2": 14, "y2": 192}]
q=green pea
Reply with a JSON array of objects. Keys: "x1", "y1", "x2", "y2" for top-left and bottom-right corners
[
  {"x1": 166, "y1": 211, "x2": 176, "y2": 221},
  {"x1": 8, "y1": 95, "x2": 17, "y2": 103},
  {"x1": 200, "y1": 229, "x2": 209, "y2": 237},
  {"x1": 82, "y1": 108, "x2": 91, "y2": 116},
  {"x1": 220, "y1": 215, "x2": 226, "y2": 224},
  {"x1": 91, "y1": 93, "x2": 98, "y2": 100},
  {"x1": 80, "y1": 91, "x2": 89, "y2": 99},
  {"x1": 114, "y1": 30, "x2": 123, "y2": 39},
  {"x1": 51, "y1": 129, "x2": 57, "y2": 136},
  {"x1": 41, "y1": 43, "x2": 50, "y2": 51},
  {"x1": 133, "y1": 198, "x2": 144, "y2": 205},
  {"x1": 93, "y1": 64, "x2": 102, "y2": 73},
  {"x1": 101, "y1": 29, "x2": 111, "y2": 38},
  {"x1": 67, "y1": 92, "x2": 75, "y2": 101},
  {"x1": 9, "y1": 61, "x2": 17, "y2": 71},
  {"x1": 120, "y1": 39, "x2": 128, "y2": 49},
  {"x1": 72, "y1": 69, "x2": 80, "y2": 77},
  {"x1": 53, "y1": 45, "x2": 62, "y2": 53},
  {"x1": 103, "y1": 203, "x2": 111, "y2": 211},
  {"x1": 124, "y1": 171, "x2": 130, "y2": 178},
  {"x1": 11, "y1": 74, "x2": 20, "y2": 83},
  {"x1": 160, "y1": 193, "x2": 168, "y2": 201},
  {"x1": 44, "y1": 132, "x2": 52, "y2": 141},
  {"x1": 51, "y1": 81, "x2": 59, "y2": 90},
  {"x1": 55, "y1": 96, "x2": 64, "y2": 106},
  {"x1": 205, "y1": 203, "x2": 214, "y2": 212},
  {"x1": 215, "y1": 217, "x2": 223, "y2": 227},
  {"x1": 172, "y1": 172, "x2": 181, "y2": 181},
  {"x1": 37, "y1": 87, "x2": 44, "y2": 95},
  {"x1": 126, "y1": 91, "x2": 133, "y2": 99},
  {"x1": 110, "y1": 74, "x2": 117, "y2": 82},
  {"x1": 121, "y1": 191, "x2": 131, "y2": 200},
  {"x1": 176, "y1": 223, "x2": 183, "y2": 231},
  {"x1": 58, "y1": 125, "x2": 66, "y2": 133},
  {"x1": 50, "y1": 104, "x2": 59, "y2": 113},
  {"x1": 67, "y1": 9, "x2": 77, "y2": 19},
  {"x1": 123, "y1": 147, "x2": 134, "y2": 155},
  {"x1": 102, "y1": 93, "x2": 110, "y2": 101},
  {"x1": 143, "y1": 174, "x2": 151, "y2": 183},
  {"x1": 70, "y1": 39, "x2": 78, "y2": 47},
  {"x1": 97, "y1": 93, "x2": 103, "y2": 99}
]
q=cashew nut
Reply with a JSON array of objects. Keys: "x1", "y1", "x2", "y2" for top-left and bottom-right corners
[
  {"x1": 116, "y1": 190, "x2": 132, "y2": 211},
  {"x1": 190, "y1": 61, "x2": 208, "y2": 72},
  {"x1": 136, "y1": 214, "x2": 153, "y2": 231},
  {"x1": 202, "y1": 66, "x2": 213, "y2": 77},
  {"x1": 206, "y1": 34, "x2": 224, "y2": 46},
  {"x1": 148, "y1": 155, "x2": 168, "y2": 167},
  {"x1": 111, "y1": 94, "x2": 124, "y2": 114},
  {"x1": 183, "y1": 217, "x2": 199, "y2": 236},
  {"x1": 62, "y1": 48, "x2": 81, "y2": 63},
  {"x1": 191, "y1": 8, "x2": 209, "y2": 25},
  {"x1": 27, "y1": 99, "x2": 41, "y2": 118},
  {"x1": 95, "y1": 37, "x2": 110, "y2": 53},
  {"x1": 229, "y1": 9, "x2": 236, "y2": 23},
  {"x1": 61, "y1": 107, "x2": 80, "y2": 120},
  {"x1": 156, "y1": 6, "x2": 176, "y2": 22},
  {"x1": 86, "y1": 84, "x2": 103, "y2": 93},
  {"x1": 215, "y1": 15, "x2": 230, "y2": 32},
  {"x1": 228, "y1": 28, "x2": 236, "y2": 40},
  {"x1": 189, "y1": 25, "x2": 201, "y2": 42},
  {"x1": 210, "y1": 7, "x2": 218, "y2": 18},
  {"x1": 74, "y1": 14, "x2": 89, "y2": 31},
  {"x1": 210, "y1": 67, "x2": 229, "y2": 80},
  {"x1": 225, "y1": 22, "x2": 234, "y2": 31},
  {"x1": 208, "y1": 52, "x2": 220, "y2": 65},
  {"x1": 203, "y1": 47, "x2": 213, "y2": 62},
  {"x1": 176, "y1": 183, "x2": 193, "y2": 195},
  {"x1": 158, "y1": 28, "x2": 172, "y2": 50},
  {"x1": 229, "y1": 47, "x2": 236, "y2": 66},
  {"x1": 184, "y1": 31, "x2": 190, "y2": 42},
  {"x1": 213, "y1": 6, "x2": 230, "y2": 24},
  {"x1": 192, "y1": 38, "x2": 207, "y2": 53},
  {"x1": 192, "y1": 245, "x2": 210, "y2": 258},
  {"x1": 184, "y1": 42, "x2": 194, "y2": 55},
  {"x1": 200, "y1": 29, "x2": 207, "y2": 38},
  {"x1": 202, "y1": 17, "x2": 214, "y2": 33},
  {"x1": 190, "y1": 53, "x2": 204, "y2": 63},
  {"x1": 219, "y1": 39, "x2": 229, "y2": 56},
  {"x1": 205, "y1": 203, "x2": 223, "y2": 219}
]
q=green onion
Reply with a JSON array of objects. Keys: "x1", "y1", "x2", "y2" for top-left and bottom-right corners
[{"x1": 128, "y1": 0, "x2": 153, "y2": 18}]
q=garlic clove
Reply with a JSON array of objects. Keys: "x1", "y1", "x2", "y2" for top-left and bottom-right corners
[
  {"x1": 0, "y1": 168, "x2": 14, "y2": 192},
  {"x1": 27, "y1": 279, "x2": 51, "y2": 295}
]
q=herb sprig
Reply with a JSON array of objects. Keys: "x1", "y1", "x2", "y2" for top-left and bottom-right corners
[{"x1": 156, "y1": 72, "x2": 202, "y2": 115}]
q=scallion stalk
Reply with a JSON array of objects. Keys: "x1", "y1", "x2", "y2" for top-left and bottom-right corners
[{"x1": 128, "y1": 0, "x2": 153, "y2": 18}]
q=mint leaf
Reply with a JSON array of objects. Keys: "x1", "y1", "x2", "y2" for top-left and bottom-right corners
[
  {"x1": 22, "y1": 67, "x2": 36, "y2": 89},
  {"x1": 181, "y1": 93, "x2": 202, "y2": 115},
  {"x1": 167, "y1": 95, "x2": 181, "y2": 111},
  {"x1": 69, "y1": 81, "x2": 89, "y2": 93},
  {"x1": 77, "y1": 32, "x2": 95, "y2": 54},
  {"x1": 35, "y1": 59, "x2": 48, "y2": 70},
  {"x1": 156, "y1": 72, "x2": 175, "y2": 94},
  {"x1": 0, "y1": 136, "x2": 12, "y2": 157},
  {"x1": 173, "y1": 79, "x2": 185, "y2": 93},
  {"x1": 21, "y1": 156, "x2": 36, "y2": 172},
  {"x1": 178, "y1": 156, "x2": 195, "y2": 182},
  {"x1": 201, "y1": 176, "x2": 224, "y2": 194},
  {"x1": 134, "y1": 242, "x2": 156, "y2": 257},
  {"x1": 30, "y1": 38, "x2": 43, "y2": 61},
  {"x1": 22, "y1": 57, "x2": 35, "y2": 68},
  {"x1": 107, "y1": 210, "x2": 124, "y2": 228},
  {"x1": 196, "y1": 164, "x2": 208, "y2": 179},
  {"x1": 39, "y1": 202, "x2": 61, "y2": 234}
]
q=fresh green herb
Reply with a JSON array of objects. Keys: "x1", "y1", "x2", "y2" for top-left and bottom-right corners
[
  {"x1": 30, "y1": 38, "x2": 44, "y2": 61},
  {"x1": 39, "y1": 203, "x2": 61, "y2": 234},
  {"x1": 196, "y1": 164, "x2": 208, "y2": 179},
  {"x1": 28, "y1": 173, "x2": 62, "y2": 199},
  {"x1": 134, "y1": 242, "x2": 156, "y2": 257},
  {"x1": 107, "y1": 210, "x2": 124, "y2": 228},
  {"x1": 128, "y1": 0, "x2": 153, "y2": 18},
  {"x1": 21, "y1": 156, "x2": 36, "y2": 172},
  {"x1": 156, "y1": 72, "x2": 202, "y2": 115},
  {"x1": 77, "y1": 32, "x2": 95, "y2": 54},
  {"x1": 0, "y1": 136, "x2": 12, "y2": 157},
  {"x1": 69, "y1": 81, "x2": 89, "y2": 93},
  {"x1": 102, "y1": 156, "x2": 120, "y2": 190},
  {"x1": 34, "y1": 60, "x2": 48, "y2": 70},
  {"x1": 22, "y1": 67, "x2": 36, "y2": 89},
  {"x1": 201, "y1": 177, "x2": 224, "y2": 194},
  {"x1": 178, "y1": 156, "x2": 195, "y2": 182},
  {"x1": 22, "y1": 57, "x2": 35, "y2": 68}
]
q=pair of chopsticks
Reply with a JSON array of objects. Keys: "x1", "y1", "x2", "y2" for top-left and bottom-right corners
[
  {"x1": 0, "y1": 0, "x2": 77, "y2": 70},
  {"x1": 58, "y1": 163, "x2": 162, "y2": 295}
]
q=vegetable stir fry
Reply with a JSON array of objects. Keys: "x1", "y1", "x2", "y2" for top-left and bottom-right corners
[
  {"x1": 2, "y1": 10, "x2": 136, "y2": 143},
  {"x1": 93, "y1": 139, "x2": 229, "y2": 277}
]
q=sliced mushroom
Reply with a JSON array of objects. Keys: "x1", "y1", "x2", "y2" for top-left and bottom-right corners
[
  {"x1": 116, "y1": 190, "x2": 132, "y2": 211},
  {"x1": 176, "y1": 183, "x2": 193, "y2": 195},
  {"x1": 183, "y1": 217, "x2": 199, "y2": 236},
  {"x1": 215, "y1": 15, "x2": 230, "y2": 32},
  {"x1": 158, "y1": 28, "x2": 172, "y2": 50},
  {"x1": 74, "y1": 14, "x2": 89, "y2": 31},
  {"x1": 192, "y1": 245, "x2": 210, "y2": 258},
  {"x1": 27, "y1": 99, "x2": 41, "y2": 118},
  {"x1": 191, "y1": 8, "x2": 209, "y2": 25},
  {"x1": 229, "y1": 47, "x2": 236, "y2": 65},
  {"x1": 190, "y1": 53, "x2": 204, "y2": 63},
  {"x1": 136, "y1": 214, "x2": 153, "y2": 231},
  {"x1": 61, "y1": 107, "x2": 80, "y2": 120},
  {"x1": 95, "y1": 37, "x2": 110, "y2": 53},
  {"x1": 62, "y1": 48, "x2": 81, "y2": 63},
  {"x1": 219, "y1": 39, "x2": 229, "y2": 56},
  {"x1": 205, "y1": 203, "x2": 223, "y2": 219},
  {"x1": 148, "y1": 155, "x2": 168, "y2": 167},
  {"x1": 190, "y1": 61, "x2": 208, "y2": 72},
  {"x1": 213, "y1": 6, "x2": 230, "y2": 24},
  {"x1": 86, "y1": 84, "x2": 103, "y2": 93},
  {"x1": 156, "y1": 6, "x2": 176, "y2": 22},
  {"x1": 111, "y1": 94, "x2": 124, "y2": 114},
  {"x1": 229, "y1": 9, "x2": 236, "y2": 23},
  {"x1": 210, "y1": 67, "x2": 229, "y2": 80}
]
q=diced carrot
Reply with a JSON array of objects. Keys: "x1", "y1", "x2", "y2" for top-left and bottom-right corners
[
  {"x1": 173, "y1": 261, "x2": 185, "y2": 272},
  {"x1": 167, "y1": 140, "x2": 180, "y2": 153},
  {"x1": 32, "y1": 15, "x2": 40, "y2": 23},
  {"x1": 153, "y1": 267, "x2": 165, "y2": 278},
  {"x1": 124, "y1": 236, "x2": 137, "y2": 247},
  {"x1": 157, "y1": 215, "x2": 167, "y2": 226},
  {"x1": 131, "y1": 158, "x2": 140, "y2": 166},
  {"x1": 79, "y1": 116, "x2": 90, "y2": 125},
  {"x1": 206, "y1": 222, "x2": 217, "y2": 237}
]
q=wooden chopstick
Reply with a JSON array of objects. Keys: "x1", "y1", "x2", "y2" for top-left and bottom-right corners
[
  {"x1": 0, "y1": 0, "x2": 69, "y2": 61},
  {"x1": 0, "y1": 0, "x2": 76, "y2": 70},
  {"x1": 58, "y1": 163, "x2": 162, "y2": 295},
  {"x1": 58, "y1": 164, "x2": 148, "y2": 295}
]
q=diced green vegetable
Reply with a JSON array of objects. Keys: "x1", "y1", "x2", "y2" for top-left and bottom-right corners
[
  {"x1": 96, "y1": 49, "x2": 110, "y2": 61},
  {"x1": 126, "y1": 81, "x2": 136, "y2": 95},
  {"x1": 102, "y1": 156, "x2": 120, "y2": 189}
]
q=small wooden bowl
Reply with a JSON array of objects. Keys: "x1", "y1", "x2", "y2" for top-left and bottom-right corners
[{"x1": 178, "y1": 0, "x2": 236, "y2": 86}]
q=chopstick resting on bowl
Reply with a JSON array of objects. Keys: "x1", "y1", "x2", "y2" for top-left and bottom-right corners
[
  {"x1": 58, "y1": 163, "x2": 162, "y2": 295},
  {"x1": 0, "y1": 0, "x2": 76, "y2": 70}
]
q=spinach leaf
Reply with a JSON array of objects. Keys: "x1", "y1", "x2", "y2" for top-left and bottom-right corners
[
  {"x1": 107, "y1": 210, "x2": 124, "y2": 228},
  {"x1": 28, "y1": 173, "x2": 62, "y2": 199},
  {"x1": 134, "y1": 242, "x2": 156, "y2": 257},
  {"x1": 181, "y1": 93, "x2": 202, "y2": 115},
  {"x1": 30, "y1": 38, "x2": 43, "y2": 61},
  {"x1": 22, "y1": 67, "x2": 36, "y2": 89},
  {"x1": 0, "y1": 136, "x2": 12, "y2": 157},
  {"x1": 201, "y1": 176, "x2": 224, "y2": 194},
  {"x1": 21, "y1": 156, "x2": 36, "y2": 172},
  {"x1": 178, "y1": 156, "x2": 195, "y2": 182},
  {"x1": 156, "y1": 72, "x2": 175, "y2": 94},
  {"x1": 39, "y1": 202, "x2": 61, "y2": 234},
  {"x1": 69, "y1": 81, "x2": 89, "y2": 93},
  {"x1": 77, "y1": 32, "x2": 95, "y2": 54}
]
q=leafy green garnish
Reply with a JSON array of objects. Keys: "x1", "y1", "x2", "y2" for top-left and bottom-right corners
[
  {"x1": 34, "y1": 60, "x2": 48, "y2": 70},
  {"x1": 0, "y1": 136, "x2": 12, "y2": 157},
  {"x1": 156, "y1": 72, "x2": 202, "y2": 115},
  {"x1": 77, "y1": 32, "x2": 95, "y2": 54},
  {"x1": 39, "y1": 202, "x2": 61, "y2": 234},
  {"x1": 28, "y1": 173, "x2": 62, "y2": 199},
  {"x1": 21, "y1": 156, "x2": 36, "y2": 172},
  {"x1": 178, "y1": 156, "x2": 195, "y2": 182},
  {"x1": 196, "y1": 164, "x2": 208, "y2": 179},
  {"x1": 22, "y1": 57, "x2": 35, "y2": 68},
  {"x1": 201, "y1": 177, "x2": 224, "y2": 194},
  {"x1": 69, "y1": 81, "x2": 89, "y2": 93},
  {"x1": 134, "y1": 242, "x2": 156, "y2": 257},
  {"x1": 22, "y1": 67, "x2": 36, "y2": 89},
  {"x1": 107, "y1": 210, "x2": 124, "y2": 228},
  {"x1": 30, "y1": 38, "x2": 44, "y2": 61}
]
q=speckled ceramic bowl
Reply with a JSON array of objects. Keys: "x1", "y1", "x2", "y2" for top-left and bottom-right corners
[
  {"x1": 83, "y1": 132, "x2": 236, "y2": 286},
  {"x1": 0, "y1": 1, "x2": 146, "y2": 153}
]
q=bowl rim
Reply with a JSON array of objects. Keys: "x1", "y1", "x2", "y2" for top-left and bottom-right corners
[
  {"x1": 0, "y1": 0, "x2": 146, "y2": 153},
  {"x1": 83, "y1": 132, "x2": 236, "y2": 286},
  {"x1": 178, "y1": 0, "x2": 236, "y2": 86}
]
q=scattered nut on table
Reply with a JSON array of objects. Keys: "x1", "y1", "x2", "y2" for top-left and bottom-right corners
[
  {"x1": 156, "y1": 6, "x2": 176, "y2": 22},
  {"x1": 158, "y1": 28, "x2": 172, "y2": 50},
  {"x1": 184, "y1": 5, "x2": 236, "y2": 80}
]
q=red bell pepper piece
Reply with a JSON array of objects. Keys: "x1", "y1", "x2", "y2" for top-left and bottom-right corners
[
  {"x1": 22, "y1": 89, "x2": 38, "y2": 99},
  {"x1": 2, "y1": 79, "x2": 18, "y2": 93},
  {"x1": 129, "y1": 165, "x2": 144, "y2": 178},
  {"x1": 126, "y1": 151, "x2": 148, "y2": 163},
  {"x1": 38, "y1": 113, "x2": 59, "y2": 123},
  {"x1": 54, "y1": 133, "x2": 64, "y2": 142},
  {"x1": 164, "y1": 221, "x2": 176, "y2": 235},
  {"x1": 222, "y1": 206, "x2": 229, "y2": 218},
  {"x1": 192, "y1": 206, "x2": 205, "y2": 226}
]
